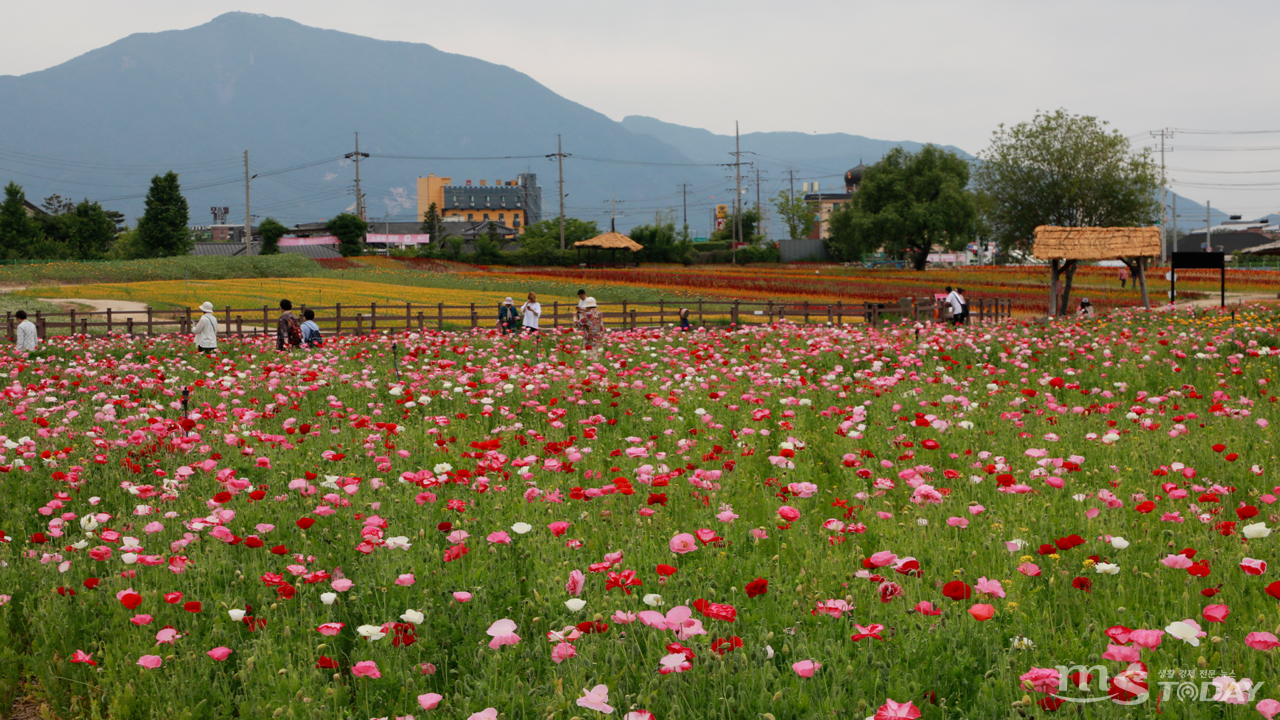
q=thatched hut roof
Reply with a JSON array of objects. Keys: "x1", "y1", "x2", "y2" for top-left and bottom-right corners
[
  {"x1": 574, "y1": 232, "x2": 644, "y2": 252},
  {"x1": 1031, "y1": 226, "x2": 1160, "y2": 260},
  {"x1": 1239, "y1": 239, "x2": 1280, "y2": 256}
]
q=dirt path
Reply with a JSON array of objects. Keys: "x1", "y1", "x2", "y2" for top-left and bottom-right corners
[{"x1": 38, "y1": 297, "x2": 151, "y2": 317}]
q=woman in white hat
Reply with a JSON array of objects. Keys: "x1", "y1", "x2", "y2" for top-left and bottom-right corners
[
  {"x1": 498, "y1": 297, "x2": 520, "y2": 335},
  {"x1": 573, "y1": 296, "x2": 605, "y2": 349},
  {"x1": 193, "y1": 301, "x2": 219, "y2": 353}
]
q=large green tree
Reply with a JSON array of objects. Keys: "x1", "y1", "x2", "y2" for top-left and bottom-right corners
[
  {"x1": 972, "y1": 109, "x2": 1160, "y2": 314},
  {"x1": 773, "y1": 189, "x2": 818, "y2": 240},
  {"x1": 629, "y1": 217, "x2": 693, "y2": 263},
  {"x1": 419, "y1": 202, "x2": 448, "y2": 256},
  {"x1": 709, "y1": 207, "x2": 764, "y2": 244},
  {"x1": 258, "y1": 218, "x2": 288, "y2": 256},
  {"x1": 0, "y1": 182, "x2": 41, "y2": 260},
  {"x1": 64, "y1": 200, "x2": 118, "y2": 260},
  {"x1": 135, "y1": 171, "x2": 191, "y2": 258},
  {"x1": 520, "y1": 218, "x2": 599, "y2": 248},
  {"x1": 326, "y1": 213, "x2": 368, "y2": 257},
  {"x1": 827, "y1": 145, "x2": 977, "y2": 270}
]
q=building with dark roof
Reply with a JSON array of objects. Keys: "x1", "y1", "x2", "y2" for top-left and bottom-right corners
[
  {"x1": 801, "y1": 165, "x2": 864, "y2": 240},
  {"x1": 190, "y1": 242, "x2": 342, "y2": 259},
  {"x1": 1177, "y1": 231, "x2": 1276, "y2": 255},
  {"x1": 416, "y1": 174, "x2": 540, "y2": 234}
]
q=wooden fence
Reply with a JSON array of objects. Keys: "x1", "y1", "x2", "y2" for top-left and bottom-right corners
[{"x1": 6, "y1": 297, "x2": 1013, "y2": 341}]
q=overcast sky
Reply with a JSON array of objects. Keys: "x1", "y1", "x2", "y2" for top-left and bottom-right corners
[{"x1": 5, "y1": 0, "x2": 1280, "y2": 216}]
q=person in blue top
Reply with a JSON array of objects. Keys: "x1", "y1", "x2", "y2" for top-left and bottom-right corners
[
  {"x1": 678, "y1": 307, "x2": 691, "y2": 332},
  {"x1": 301, "y1": 308, "x2": 323, "y2": 347}
]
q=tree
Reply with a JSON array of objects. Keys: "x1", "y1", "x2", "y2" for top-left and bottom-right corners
[
  {"x1": 630, "y1": 216, "x2": 692, "y2": 263},
  {"x1": 259, "y1": 218, "x2": 288, "y2": 256},
  {"x1": 773, "y1": 189, "x2": 818, "y2": 240},
  {"x1": 326, "y1": 213, "x2": 368, "y2": 257},
  {"x1": 40, "y1": 194, "x2": 75, "y2": 216},
  {"x1": 135, "y1": 171, "x2": 191, "y2": 258},
  {"x1": 519, "y1": 218, "x2": 599, "y2": 248},
  {"x1": 972, "y1": 109, "x2": 1160, "y2": 314},
  {"x1": 0, "y1": 182, "x2": 41, "y2": 260},
  {"x1": 472, "y1": 222, "x2": 503, "y2": 263},
  {"x1": 64, "y1": 200, "x2": 118, "y2": 260},
  {"x1": 709, "y1": 207, "x2": 764, "y2": 245},
  {"x1": 826, "y1": 145, "x2": 977, "y2": 270},
  {"x1": 419, "y1": 202, "x2": 448, "y2": 254}
]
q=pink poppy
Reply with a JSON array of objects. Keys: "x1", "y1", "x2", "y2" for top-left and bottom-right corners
[
  {"x1": 576, "y1": 684, "x2": 613, "y2": 713},
  {"x1": 777, "y1": 506, "x2": 801, "y2": 522},
  {"x1": 206, "y1": 647, "x2": 233, "y2": 661},
  {"x1": 487, "y1": 531, "x2": 512, "y2": 545},
  {"x1": 1258, "y1": 699, "x2": 1280, "y2": 719},
  {"x1": 874, "y1": 698, "x2": 922, "y2": 719},
  {"x1": 974, "y1": 577, "x2": 1005, "y2": 598},
  {"x1": 669, "y1": 533, "x2": 698, "y2": 554},
  {"x1": 658, "y1": 652, "x2": 691, "y2": 674},
  {"x1": 1241, "y1": 558, "x2": 1268, "y2": 575},
  {"x1": 551, "y1": 642, "x2": 577, "y2": 664},
  {"x1": 638, "y1": 606, "x2": 706, "y2": 640},
  {"x1": 486, "y1": 618, "x2": 521, "y2": 649},
  {"x1": 1019, "y1": 667, "x2": 1061, "y2": 693},
  {"x1": 453, "y1": 591, "x2": 473, "y2": 603},
  {"x1": 1102, "y1": 644, "x2": 1141, "y2": 662},
  {"x1": 317, "y1": 623, "x2": 344, "y2": 636},
  {"x1": 137, "y1": 655, "x2": 162, "y2": 669},
  {"x1": 1245, "y1": 632, "x2": 1280, "y2": 651},
  {"x1": 791, "y1": 660, "x2": 821, "y2": 677},
  {"x1": 395, "y1": 574, "x2": 416, "y2": 586},
  {"x1": 968, "y1": 604, "x2": 995, "y2": 621},
  {"x1": 418, "y1": 693, "x2": 443, "y2": 710},
  {"x1": 331, "y1": 578, "x2": 354, "y2": 592},
  {"x1": 946, "y1": 517, "x2": 969, "y2": 528},
  {"x1": 566, "y1": 569, "x2": 585, "y2": 597},
  {"x1": 351, "y1": 661, "x2": 381, "y2": 678},
  {"x1": 1203, "y1": 604, "x2": 1230, "y2": 623},
  {"x1": 1128, "y1": 629, "x2": 1164, "y2": 649},
  {"x1": 548, "y1": 522, "x2": 570, "y2": 537},
  {"x1": 467, "y1": 709, "x2": 499, "y2": 720},
  {"x1": 868, "y1": 551, "x2": 898, "y2": 568},
  {"x1": 1017, "y1": 563, "x2": 1041, "y2": 577}
]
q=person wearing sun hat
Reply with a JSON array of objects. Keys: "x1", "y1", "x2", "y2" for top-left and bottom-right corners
[
  {"x1": 498, "y1": 297, "x2": 520, "y2": 335},
  {"x1": 1077, "y1": 297, "x2": 1095, "y2": 317},
  {"x1": 192, "y1": 301, "x2": 219, "y2": 353},
  {"x1": 573, "y1": 296, "x2": 605, "y2": 349}
]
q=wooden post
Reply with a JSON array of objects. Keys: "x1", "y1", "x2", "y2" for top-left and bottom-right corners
[
  {"x1": 836, "y1": 301, "x2": 843, "y2": 326},
  {"x1": 406, "y1": 302, "x2": 412, "y2": 331},
  {"x1": 81, "y1": 318, "x2": 88, "y2": 335},
  {"x1": 5, "y1": 315, "x2": 11, "y2": 342},
  {"x1": 1048, "y1": 259, "x2": 1060, "y2": 318},
  {"x1": 630, "y1": 309, "x2": 637, "y2": 329},
  {"x1": 803, "y1": 300, "x2": 809, "y2": 324},
  {"x1": 185, "y1": 306, "x2": 192, "y2": 330},
  {"x1": 263, "y1": 306, "x2": 269, "y2": 333},
  {"x1": 622, "y1": 301, "x2": 628, "y2": 329},
  {"x1": 417, "y1": 311, "x2": 424, "y2": 330},
  {"x1": 125, "y1": 317, "x2": 133, "y2": 336},
  {"x1": 438, "y1": 303, "x2": 444, "y2": 331},
  {"x1": 356, "y1": 314, "x2": 363, "y2": 335},
  {"x1": 236, "y1": 316, "x2": 243, "y2": 336},
  {"x1": 1135, "y1": 257, "x2": 1151, "y2": 310},
  {"x1": 697, "y1": 298, "x2": 704, "y2": 327},
  {"x1": 69, "y1": 309, "x2": 76, "y2": 335},
  {"x1": 732, "y1": 300, "x2": 739, "y2": 326},
  {"x1": 553, "y1": 301, "x2": 559, "y2": 329},
  {"x1": 37, "y1": 316, "x2": 47, "y2": 339},
  {"x1": 371, "y1": 302, "x2": 378, "y2": 333},
  {"x1": 873, "y1": 305, "x2": 880, "y2": 327},
  {"x1": 335, "y1": 303, "x2": 343, "y2": 336},
  {"x1": 146, "y1": 307, "x2": 153, "y2": 336},
  {"x1": 659, "y1": 299, "x2": 665, "y2": 326},
  {"x1": 470, "y1": 303, "x2": 477, "y2": 329}
]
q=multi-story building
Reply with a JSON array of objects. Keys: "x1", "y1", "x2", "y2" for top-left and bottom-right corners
[
  {"x1": 804, "y1": 165, "x2": 864, "y2": 240},
  {"x1": 416, "y1": 173, "x2": 541, "y2": 234}
]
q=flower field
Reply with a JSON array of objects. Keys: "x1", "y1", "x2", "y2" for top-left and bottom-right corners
[
  {"x1": 2, "y1": 307, "x2": 1280, "y2": 719},
  {"x1": 20, "y1": 278, "x2": 574, "y2": 314}
]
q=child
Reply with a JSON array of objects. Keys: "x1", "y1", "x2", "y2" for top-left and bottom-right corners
[{"x1": 301, "y1": 309, "x2": 323, "y2": 347}]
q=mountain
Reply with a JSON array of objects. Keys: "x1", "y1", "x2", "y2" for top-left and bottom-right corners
[
  {"x1": 0, "y1": 13, "x2": 722, "y2": 230},
  {"x1": 622, "y1": 115, "x2": 973, "y2": 183}
]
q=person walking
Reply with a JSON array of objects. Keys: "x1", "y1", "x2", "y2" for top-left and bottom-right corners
[
  {"x1": 956, "y1": 288, "x2": 970, "y2": 326},
  {"x1": 678, "y1": 307, "x2": 692, "y2": 332},
  {"x1": 944, "y1": 286, "x2": 964, "y2": 325},
  {"x1": 574, "y1": 296, "x2": 605, "y2": 349},
  {"x1": 1118, "y1": 266, "x2": 1129, "y2": 288},
  {"x1": 520, "y1": 292, "x2": 542, "y2": 335},
  {"x1": 276, "y1": 299, "x2": 302, "y2": 351},
  {"x1": 301, "y1": 309, "x2": 323, "y2": 347},
  {"x1": 14, "y1": 310, "x2": 37, "y2": 352},
  {"x1": 498, "y1": 297, "x2": 520, "y2": 335},
  {"x1": 192, "y1": 301, "x2": 218, "y2": 353}
]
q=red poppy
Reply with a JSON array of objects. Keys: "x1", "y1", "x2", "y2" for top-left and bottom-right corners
[
  {"x1": 1072, "y1": 577, "x2": 1092, "y2": 592},
  {"x1": 1237, "y1": 505, "x2": 1259, "y2": 520},
  {"x1": 119, "y1": 592, "x2": 142, "y2": 609},
  {"x1": 296, "y1": 517, "x2": 315, "y2": 530},
  {"x1": 83, "y1": 578, "x2": 99, "y2": 589},
  {"x1": 744, "y1": 578, "x2": 769, "y2": 598},
  {"x1": 1134, "y1": 501, "x2": 1156, "y2": 513},
  {"x1": 270, "y1": 545, "x2": 289, "y2": 555},
  {"x1": 692, "y1": 599, "x2": 737, "y2": 622},
  {"x1": 1037, "y1": 697, "x2": 1066, "y2": 712},
  {"x1": 1266, "y1": 581, "x2": 1280, "y2": 600},
  {"x1": 183, "y1": 601, "x2": 202, "y2": 613},
  {"x1": 710, "y1": 636, "x2": 743, "y2": 655},
  {"x1": 1201, "y1": 586, "x2": 1222, "y2": 597},
  {"x1": 212, "y1": 491, "x2": 232, "y2": 504},
  {"x1": 244, "y1": 536, "x2": 264, "y2": 549},
  {"x1": 1212, "y1": 443, "x2": 1226, "y2": 453},
  {"x1": 665, "y1": 642, "x2": 696, "y2": 661},
  {"x1": 655, "y1": 564, "x2": 678, "y2": 577},
  {"x1": 1188, "y1": 561, "x2": 1211, "y2": 578},
  {"x1": 942, "y1": 580, "x2": 971, "y2": 601},
  {"x1": 315, "y1": 655, "x2": 339, "y2": 669},
  {"x1": 576, "y1": 620, "x2": 609, "y2": 635},
  {"x1": 647, "y1": 493, "x2": 668, "y2": 506},
  {"x1": 921, "y1": 439, "x2": 940, "y2": 450},
  {"x1": 1037, "y1": 544, "x2": 1056, "y2": 556},
  {"x1": 164, "y1": 592, "x2": 183, "y2": 604}
]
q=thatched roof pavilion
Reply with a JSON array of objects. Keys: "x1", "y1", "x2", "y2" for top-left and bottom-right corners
[
  {"x1": 1032, "y1": 226, "x2": 1160, "y2": 315},
  {"x1": 574, "y1": 232, "x2": 644, "y2": 267}
]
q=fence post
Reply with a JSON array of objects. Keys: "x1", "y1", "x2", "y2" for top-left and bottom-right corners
[
  {"x1": 81, "y1": 319, "x2": 88, "y2": 335},
  {"x1": 836, "y1": 301, "x2": 843, "y2": 325},
  {"x1": 553, "y1": 301, "x2": 559, "y2": 329},
  {"x1": 5, "y1": 314, "x2": 11, "y2": 342},
  {"x1": 767, "y1": 300, "x2": 774, "y2": 324},
  {"x1": 732, "y1": 300, "x2": 739, "y2": 326},
  {"x1": 631, "y1": 309, "x2": 637, "y2": 329},
  {"x1": 236, "y1": 316, "x2": 243, "y2": 336},
  {"x1": 356, "y1": 314, "x2": 363, "y2": 335},
  {"x1": 659, "y1": 299, "x2": 665, "y2": 326},
  {"x1": 335, "y1": 303, "x2": 343, "y2": 336},
  {"x1": 406, "y1": 302, "x2": 412, "y2": 331},
  {"x1": 125, "y1": 317, "x2": 133, "y2": 336},
  {"x1": 803, "y1": 300, "x2": 809, "y2": 324},
  {"x1": 146, "y1": 308, "x2": 153, "y2": 336},
  {"x1": 37, "y1": 316, "x2": 46, "y2": 339},
  {"x1": 437, "y1": 303, "x2": 443, "y2": 331},
  {"x1": 185, "y1": 306, "x2": 192, "y2": 331},
  {"x1": 417, "y1": 311, "x2": 424, "y2": 330},
  {"x1": 622, "y1": 301, "x2": 628, "y2": 330},
  {"x1": 698, "y1": 298, "x2": 704, "y2": 327},
  {"x1": 69, "y1": 309, "x2": 76, "y2": 336},
  {"x1": 371, "y1": 302, "x2": 378, "y2": 333},
  {"x1": 262, "y1": 306, "x2": 268, "y2": 336},
  {"x1": 470, "y1": 303, "x2": 477, "y2": 329}
]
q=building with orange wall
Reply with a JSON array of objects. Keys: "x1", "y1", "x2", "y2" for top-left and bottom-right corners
[{"x1": 416, "y1": 173, "x2": 541, "y2": 234}]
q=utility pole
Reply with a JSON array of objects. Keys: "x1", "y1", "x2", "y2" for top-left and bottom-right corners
[
  {"x1": 753, "y1": 166, "x2": 767, "y2": 240},
  {"x1": 345, "y1": 132, "x2": 370, "y2": 222},
  {"x1": 1206, "y1": 200, "x2": 1211, "y2": 252},
  {"x1": 1151, "y1": 128, "x2": 1172, "y2": 262},
  {"x1": 546, "y1": 135, "x2": 570, "y2": 250},
  {"x1": 1171, "y1": 192, "x2": 1177, "y2": 255},
  {"x1": 678, "y1": 183, "x2": 690, "y2": 229},
  {"x1": 733, "y1": 121, "x2": 742, "y2": 264},
  {"x1": 243, "y1": 150, "x2": 251, "y2": 249}
]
